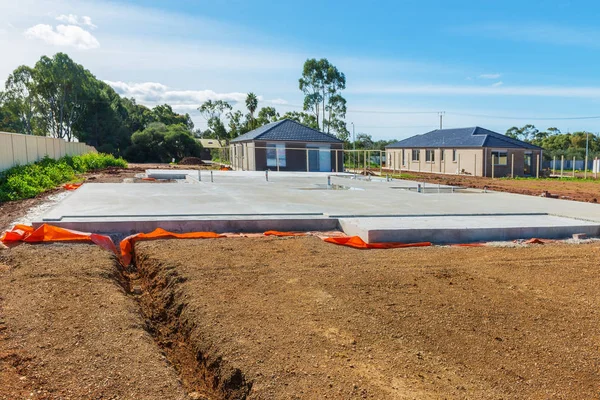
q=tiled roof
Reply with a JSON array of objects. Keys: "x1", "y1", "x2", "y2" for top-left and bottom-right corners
[
  {"x1": 385, "y1": 127, "x2": 541, "y2": 149},
  {"x1": 230, "y1": 119, "x2": 343, "y2": 143}
]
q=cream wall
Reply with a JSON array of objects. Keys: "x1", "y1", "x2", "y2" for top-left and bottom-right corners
[
  {"x1": 0, "y1": 132, "x2": 96, "y2": 172},
  {"x1": 386, "y1": 148, "x2": 484, "y2": 176}
]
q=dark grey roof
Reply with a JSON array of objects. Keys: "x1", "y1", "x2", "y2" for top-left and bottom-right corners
[
  {"x1": 385, "y1": 127, "x2": 541, "y2": 150},
  {"x1": 230, "y1": 119, "x2": 343, "y2": 143}
]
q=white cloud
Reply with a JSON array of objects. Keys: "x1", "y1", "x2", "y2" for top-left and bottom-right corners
[
  {"x1": 266, "y1": 98, "x2": 289, "y2": 105},
  {"x1": 56, "y1": 14, "x2": 97, "y2": 29},
  {"x1": 349, "y1": 83, "x2": 600, "y2": 98},
  {"x1": 479, "y1": 73, "x2": 501, "y2": 79},
  {"x1": 106, "y1": 80, "x2": 255, "y2": 108},
  {"x1": 491, "y1": 81, "x2": 503, "y2": 87},
  {"x1": 24, "y1": 23, "x2": 99, "y2": 50}
]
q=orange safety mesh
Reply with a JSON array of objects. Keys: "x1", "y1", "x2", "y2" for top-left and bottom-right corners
[
  {"x1": 0, "y1": 224, "x2": 118, "y2": 256},
  {"x1": 264, "y1": 231, "x2": 307, "y2": 237},
  {"x1": 63, "y1": 183, "x2": 83, "y2": 190},
  {"x1": 324, "y1": 236, "x2": 431, "y2": 249},
  {"x1": 120, "y1": 228, "x2": 225, "y2": 265}
]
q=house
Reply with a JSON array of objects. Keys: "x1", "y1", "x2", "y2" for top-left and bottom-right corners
[
  {"x1": 385, "y1": 127, "x2": 542, "y2": 177},
  {"x1": 197, "y1": 139, "x2": 227, "y2": 161},
  {"x1": 230, "y1": 119, "x2": 344, "y2": 172}
]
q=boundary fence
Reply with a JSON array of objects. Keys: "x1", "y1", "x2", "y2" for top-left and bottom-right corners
[{"x1": 0, "y1": 132, "x2": 96, "y2": 172}]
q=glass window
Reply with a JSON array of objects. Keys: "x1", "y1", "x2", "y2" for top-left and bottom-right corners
[
  {"x1": 441, "y1": 149, "x2": 445, "y2": 161},
  {"x1": 412, "y1": 149, "x2": 420, "y2": 161},
  {"x1": 452, "y1": 149, "x2": 457, "y2": 162},
  {"x1": 266, "y1": 143, "x2": 286, "y2": 167},
  {"x1": 491, "y1": 150, "x2": 508, "y2": 165},
  {"x1": 426, "y1": 149, "x2": 435, "y2": 162},
  {"x1": 402, "y1": 149, "x2": 406, "y2": 165}
]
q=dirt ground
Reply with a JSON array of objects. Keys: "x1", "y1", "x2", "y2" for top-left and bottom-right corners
[
  {"x1": 0, "y1": 243, "x2": 196, "y2": 399},
  {"x1": 390, "y1": 171, "x2": 600, "y2": 203},
  {"x1": 134, "y1": 237, "x2": 600, "y2": 399}
]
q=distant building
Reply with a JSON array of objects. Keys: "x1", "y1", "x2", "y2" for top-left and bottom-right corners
[
  {"x1": 230, "y1": 119, "x2": 344, "y2": 172},
  {"x1": 385, "y1": 127, "x2": 542, "y2": 177},
  {"x1": 197, "y1": 139, "x2": 226, "y2": 161}
]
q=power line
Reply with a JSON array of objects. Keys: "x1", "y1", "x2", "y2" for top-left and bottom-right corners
[{"x1": 449, "y1": 112, "x2": 600, "y2": 121}]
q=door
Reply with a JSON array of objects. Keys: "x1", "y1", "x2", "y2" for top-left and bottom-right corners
[
  {"x1": 524, "y1": 153, "x2": 532, "y2": 176},
  {"x1": 308, "y1": 147, "x2": 320, "y2": 171}
]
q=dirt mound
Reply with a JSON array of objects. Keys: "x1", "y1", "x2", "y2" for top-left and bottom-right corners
[
  {"x1": 179, "y1": 157, "x2": 205, "y2": 165},
  {"x1": 135, "y1": 237, "x2": 600, "y2": 399}
]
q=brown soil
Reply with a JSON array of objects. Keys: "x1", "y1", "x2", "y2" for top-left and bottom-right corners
[
  {"x1": 179, "y1": 157, "x2": 206, "y2": 166},
  {"x1": 390, "y1": 171, "x2": 600, "y2": 203},
  {"x1": 135, "y1": 237, "x2": 600, "y2": 399},
  {"x1": 0, "y1": 243, "x2": 190, "y2": 400}
]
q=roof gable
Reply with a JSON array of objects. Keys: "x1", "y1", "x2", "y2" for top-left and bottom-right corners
[
  {"x1": 385, "y1": 127, "x2": 541, "y2": 150},
  {"x1": 230, "y1": 119, "x2": 343, "y2": 143}
]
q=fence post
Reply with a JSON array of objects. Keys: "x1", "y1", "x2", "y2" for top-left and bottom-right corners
[
  {"x1": 595, "y1": 158, "x2": 598, "y2": 179},
  {"x1": 474, "y1": 154, "x2": 477, "y2": 177},
  {"x1": 561, "y1": 155, "x2": 564, "y2": 177},
  {"x1": 573, "y1": 156, "x2": 576, "y2": 178},
  {"x1": 457, "y1": 154, "x2": 461, "y2": 175},
  {"x1": 306, "y1": 149, "x2": 309, "y2": 172},
  {"x1": 335, "y1": 150, "x2": 339, "y2": 173},
  {"x1": 511, "y1": 153, "x2": 514, "y2": 178},
  {"x1": 536, "y1": 154, "x2": 540, "y2": 179},
  {"x1": 276, "y1": 151, "x2": 280, "y2": 172},
  {"x1": 553, "y1": 156, "x2": 556, "y2": 175},
  {"x1": 380, "y1": 150, "x2": 383, "y2": 175},
  {"x1": 364, "y1": 150, "x2": 367, "y2": 175},
  {"x1": 492, "y1": 155, "x2": 495, "y2": 178},
  {"x1": 585, "y1": 155, "x2": 588, "y2": 179}
]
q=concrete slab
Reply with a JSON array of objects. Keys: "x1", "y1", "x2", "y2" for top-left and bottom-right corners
[
  {"x1": 33, "y1": 171, "x2": 600, "y2": 243},
  {"x1": 146, "y1": 169, "x2": 199, "y2": 180},
  {"x1": 339, "y1": 215, "x2": 600, "y2": 244}
]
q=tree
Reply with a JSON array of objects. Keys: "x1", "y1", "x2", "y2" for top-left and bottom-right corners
[
  {"x1": 125, "y1": 122, "x2": 203, "y2": 163},
  {"x1": 505, "y1": 124, "x2": 538, "y2": 141},
  {"x1": 280, "y1": 111, "x2": 319, "y2": 130},
  {"x1": 245, "y1": 92, "x2": 258, "y2": 130},
  {"x1": 355, "y1": 133, "x2": 374, "y2": 149},
  {"x1": 3, "y1": 66, "x2": 38, "y2": 135},
  {"x1": 151, "y1": 104, "x2": 193, "y2": 130},
  {"x1": 298, "y1": 58, "x2": 347, "y2": 136},
  {"x1": 227, "y1": 110, "x2": 249, "y2": 138},
  {"x1": 198, "y1": 100, "x2": 232, "y2": 142},
  {"x1": 33, "y1": 53, "x2": 89, "y2": 141},
  {"x1": 256, "y1": 107, "x2": 280, "y2": 126}
]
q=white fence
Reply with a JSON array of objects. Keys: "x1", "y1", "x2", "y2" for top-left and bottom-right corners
[{"x1": 0, "y1": 132, "x2": 96, "y2": 172}]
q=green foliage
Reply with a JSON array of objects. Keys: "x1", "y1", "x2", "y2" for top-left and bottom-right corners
[
  {"x1": 125, "y1": 123, "x2": 203, "y2": 163},
  {"x1": 0, "y1": 153, "x2": 127, "y2": 202},
  {"x1": 298, "y1": 58, "x2": 347, "y2": 138},
  {"x1": 506, "y1": 125, "x2": 599, "y2": 160}
]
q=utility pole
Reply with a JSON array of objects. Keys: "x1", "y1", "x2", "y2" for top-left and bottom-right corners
[
  {"x1": 585, "y1": 132, "x2": 590, "y2": 178},
  {"x1": 438, "y1": 111, "x2": 445, "y2": 130},
  {"x1": 351, "y1": 122, "x2": 356, "y2": 170}
]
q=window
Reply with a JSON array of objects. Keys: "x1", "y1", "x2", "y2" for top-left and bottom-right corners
[
  {"x1": 266, "y1": 143, "x2": 286, "y2": 167},
  {"x1": 425, "y1": 149, "x2": 435, "y2": 163},
  {"x1": 452, "y1": 149, "x2": 457, "y2": 162},
  {"x1": 441, "y1": 149, "x2": 445, "y2": 162},
  {"x1": 402, "y1": 149, "x2": 407, "y2": 166},
  {"x1": 412, "y1": 149, "x2": 420, "y2": 161},
  {"x1": 491, "y1": 150, "x2": 508, "y2": 166}
]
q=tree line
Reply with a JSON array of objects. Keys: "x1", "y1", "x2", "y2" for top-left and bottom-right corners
[
  {"x1": 506, "y1": 124, "x2": 599, "y2": 159},
  {"x1": 0, "y1": 54, "x2": 352, "y2": 163}
]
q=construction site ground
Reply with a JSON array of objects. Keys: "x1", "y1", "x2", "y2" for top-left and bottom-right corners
[
  {"x1": 1, "y1": 236, "x2": 599, "y2": 399},
  {"x1": 2, "y1": 165, "x2": 600, "y2": 399},
  {"x1": 393, "y1": 170, "x2": 600, "y2": 203}
]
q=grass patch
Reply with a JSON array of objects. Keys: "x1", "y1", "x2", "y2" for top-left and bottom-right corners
[{"x1": 0, "y1": 153, "x2": 127, "y2": 202}]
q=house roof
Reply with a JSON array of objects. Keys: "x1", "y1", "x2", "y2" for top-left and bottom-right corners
[
  {"x1": 230, "y1": 119, "x2": 343, "y2": 143},
  {"x1": 198, "y1": 139, "x2": 226, "y2": 148},
  {"x1": 385, "y1": 127, "x2": 542, "y2": 150}
]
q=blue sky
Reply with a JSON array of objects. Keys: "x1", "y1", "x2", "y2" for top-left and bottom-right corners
[{"x1": 2, "y1": 0, "x2": 600, "y2": 139}]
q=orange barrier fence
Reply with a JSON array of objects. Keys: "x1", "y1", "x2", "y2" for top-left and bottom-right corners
[
  {"x1": 2, "y1": 225, "x2": 498, "y2": 267},
  {"x1": 1, "y1": 224, "x2": 118, "y2": 255},
  {"x1": 324, "y1": 236, "x2": 431, "y2": 249},
  {"x1": 120, "y1": 228, "x2": 225, "y2": 265},
  {"x1": 63, "y1": 183, "x2": 83, "y2": 190}
]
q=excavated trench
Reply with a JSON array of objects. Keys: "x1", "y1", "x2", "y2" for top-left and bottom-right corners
[{"x1": 123, "y1": 252, "x2": 253, "y2": 400}]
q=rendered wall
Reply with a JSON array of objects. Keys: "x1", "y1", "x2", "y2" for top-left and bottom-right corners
[{"x1": 0, "y1": 132, "x2": 96, "y2": 172}]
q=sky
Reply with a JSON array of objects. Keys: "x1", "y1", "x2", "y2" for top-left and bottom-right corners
[{"x1": 2, "y1": 0, "x2": 600, "y2": 140}]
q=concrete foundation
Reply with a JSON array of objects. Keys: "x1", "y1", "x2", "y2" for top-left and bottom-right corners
[{"x1": 33, "y1": 171, "x2": 600, "y2": 243}]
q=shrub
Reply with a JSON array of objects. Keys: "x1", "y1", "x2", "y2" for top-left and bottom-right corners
[{"x1": 0, "y1": 152, "x2": 128, "y2": 202}]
